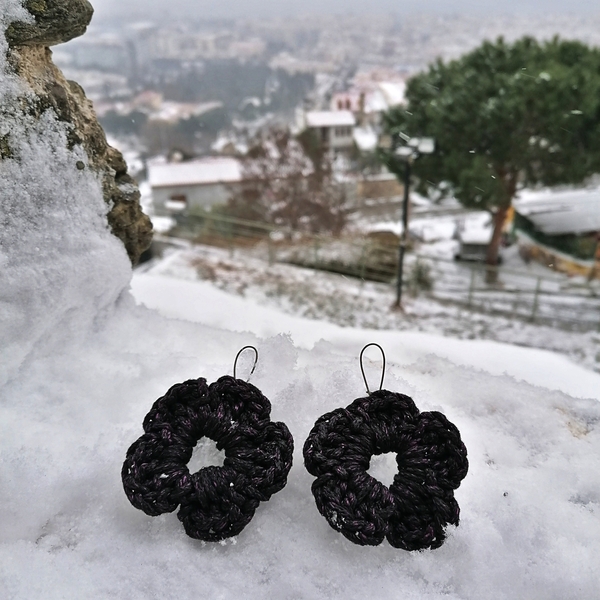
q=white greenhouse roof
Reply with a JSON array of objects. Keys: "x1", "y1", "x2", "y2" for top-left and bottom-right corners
[
  {"x1": 149, "y1": 157, "x2": 242, "y2": 188},
  {"x1": 514, "y1": 187, "x2": 600, "y2": 235},
  {"x1": 305, "y1": 110, "x2": 356, "y2": 128}
]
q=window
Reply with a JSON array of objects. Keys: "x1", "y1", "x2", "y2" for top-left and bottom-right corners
[{"x1": 165, "y1": 193, "x2": 187, "y2": 211}]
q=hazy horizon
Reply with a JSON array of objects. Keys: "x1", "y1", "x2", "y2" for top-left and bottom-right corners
[{"x1": 89, "y1": 0, "x2": 600, "y2": 23}]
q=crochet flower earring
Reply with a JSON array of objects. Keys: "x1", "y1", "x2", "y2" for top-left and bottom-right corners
[
  {"x1": 122, "y1": 346, "x2": 294, "y2": 541},
  {"x1": 303, "y1": 343, "x2": 468, "y2": 550}
]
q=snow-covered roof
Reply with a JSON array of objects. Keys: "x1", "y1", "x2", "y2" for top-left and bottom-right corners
[
  {"x1": 149, "y1": 101, "x2": 223, "y2": 124},
  {"x1": 514, "y1": 187, "x2": 600, "y2": 235},
  {"x1": 460, "y1": 228, "x2": 492, "y2": 244},
  {"x1": 353, "y1": 126, "x2": 378, "y2": 152},
  {"x1": 305, "y1": 110, "x2": 356, "y2": 128},
  {"x1": 148, "y1": 157, "x2": 242, "y2": 188},
  {"x1": 378, "y1": 81, "x2": 406, "y2": 107},
  {"x1": 364, "y1": 89, "x2": 388, "y2": 114},
  {"x1": 458, "y1": 212, "x2": 493, "y2": 244}
]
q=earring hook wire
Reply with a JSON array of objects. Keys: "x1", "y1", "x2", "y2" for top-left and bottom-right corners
[
  {"x1": 359, "y1": 343, "x2": 386, "y2": 394},
  {"x1": 233, "y1": 345, "x2": 259, "y2": 381}
]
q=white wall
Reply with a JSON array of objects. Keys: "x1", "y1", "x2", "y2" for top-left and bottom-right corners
[{"x1": 152, "y1": 182, "x2": 241, "y2": 216}]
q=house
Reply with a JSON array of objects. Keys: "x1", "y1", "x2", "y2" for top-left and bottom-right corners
[
  {"x1": 301, "y1": 110, "x2": 356, "y2": 154},
  {"x1": 327, "y1": 77, "x2": 406, "y2": 156},
  {"x1": 330, "y1": 79, "x2": 406, "y2": 128},
  {"x1": 149, "y1": 156, "x2": 243, "y2": 216},
  {"x1": 513, "y1": 188, "x2": 600, "y2": 278}
]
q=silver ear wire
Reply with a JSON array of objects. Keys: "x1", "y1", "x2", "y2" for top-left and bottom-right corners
[
  {"x1": 233, "y1": 346, "x2": 259, "y2": 381},
  {"x1": 359, "y1": 343, "x2": 386, "y2": 394}
]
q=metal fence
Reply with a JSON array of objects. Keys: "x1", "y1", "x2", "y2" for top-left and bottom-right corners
[{"x1": 163, "y1": 212, "x2": 600, "y2": 332}]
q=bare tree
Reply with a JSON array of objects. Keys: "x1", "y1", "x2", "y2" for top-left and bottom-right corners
[{"x1": 226, "y1": 127, "x2": 348, "y2": 235}]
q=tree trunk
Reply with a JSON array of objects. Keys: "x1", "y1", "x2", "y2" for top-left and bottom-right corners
[{"x1": 485, "y1": 205, "x2": 509, "y2": 283}]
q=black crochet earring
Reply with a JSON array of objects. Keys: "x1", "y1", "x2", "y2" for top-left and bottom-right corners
[
  {"x1": 303, "y1": 343, "x2": 468, "y2": 550},
  {"x1": 122, "y1": 346, "x2": 294, "y2": 541}
]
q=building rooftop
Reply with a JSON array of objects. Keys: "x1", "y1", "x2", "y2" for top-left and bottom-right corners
[
  {"x1": 514, "y1": 187, "x2": 600, "y2": 235},
  {"x1": 148, "y1": 157, "x2": 242, "y2": 188},
  {"x1": 305, "y1": 110, "x2": 356, "y2": 128}
]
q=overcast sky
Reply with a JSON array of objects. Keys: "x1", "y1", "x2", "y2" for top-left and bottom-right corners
[{"x1": 89, "y1": 0, "x2": 600, "y2": 22}]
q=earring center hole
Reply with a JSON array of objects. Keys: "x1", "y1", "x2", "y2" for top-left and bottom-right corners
[
  {"x1": 367, "y1": 452, "x2": 397, "y2": 487},
  {"x1": 188, "y1": 438, "x2": 226, "y2": 473}
]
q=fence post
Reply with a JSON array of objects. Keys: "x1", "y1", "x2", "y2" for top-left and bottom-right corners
[
  {"x1": 359, "y1": 241, "x2": 367, "y2": 284},
  {"x1": 227, "y1": 220, "x2": 234, "y2": 258},
  {"x1": 467, "y1": 267, "x2": 476, "y2": 307},
  {"x1": 530, "y1": 276, "x2": 542, "y2": 322},
  {"x1": 267, "y1": 235, "x2": 274, "y2": 266}
]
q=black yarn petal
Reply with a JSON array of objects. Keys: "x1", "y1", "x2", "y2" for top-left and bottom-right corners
[
  {"x1": 303, "y1": 390, "x2": 468, "y2": 550},
  {"x1": 122, "y1": 376, "x2": 293, "y2": 540},
  {"x1": 143, "y1": 378, "x2": 210, "y2": 435},
  {"x1": 121, "y1": 431, "x2": 193, "y2": 516},
  {"x1": 311, "y1": 469, "x2": 395, "y2": 546},
  {"x1": 177, "y1": 466, "x2": 260, "y2": 541}
]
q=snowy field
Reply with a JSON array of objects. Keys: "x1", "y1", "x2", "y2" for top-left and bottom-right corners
[
  {"x1": 138, "y1": 243, "x2": 600, "y2": 375},
  {"x1": 2, "y1": 8, "x2": 600, "y2": 596}
]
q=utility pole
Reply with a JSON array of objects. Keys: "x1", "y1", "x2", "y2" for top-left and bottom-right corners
[
  {"x1": 396, "y1": 158, "x2": 411, "y2": 307},
  {"x1": 387, "y1": 137, "x2": 435, "y2": 309}
]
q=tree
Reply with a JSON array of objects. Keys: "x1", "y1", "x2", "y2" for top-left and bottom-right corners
[
  {"x1": 381, "y1": 36, "x2": 600, "y2": 268},
  {"x1": 225, "y1": 127, "x2": 348, "y2": 235}
]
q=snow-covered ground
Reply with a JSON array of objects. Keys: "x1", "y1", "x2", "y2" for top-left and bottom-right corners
[
  {"x1": 5, "y1": 247, "x2": 600, "y2": 598},
  {"x1": 138, "y1": 244, "x2": 600, "y2": 375},
  {"x1": 2, "y1": 9, "x2": 600, "y2": 595}
]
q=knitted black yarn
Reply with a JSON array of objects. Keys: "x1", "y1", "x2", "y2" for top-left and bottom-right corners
[
  {"x1": 303, "y1": 390, "x2": 468, "y2": 550},
  {"x1": 122, "y1": 375, "x2": 293, "y2": 541}
]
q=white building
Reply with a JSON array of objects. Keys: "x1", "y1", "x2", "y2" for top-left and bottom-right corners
[
  {"x1": 330, "y1": 81, "x2": 406, "y2": 127},
  {"x1": 149, "y1": 156, "x2": 243, "y2": 216},
  {"x1": 301, "y1": 110, "x2": 356, "y2": 154}
]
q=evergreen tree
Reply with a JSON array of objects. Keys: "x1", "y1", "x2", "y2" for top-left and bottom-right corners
[{"x1": 381, "y1": 36, "x2": 600, "y2": 266}]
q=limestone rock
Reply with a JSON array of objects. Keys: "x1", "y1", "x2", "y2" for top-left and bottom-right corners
[
  {"x1": 6, "y1": 0, "x2": 94, "y2": 47},
  {"x1": 3, "y1": 2, "x2": 152, "y2": 265}
]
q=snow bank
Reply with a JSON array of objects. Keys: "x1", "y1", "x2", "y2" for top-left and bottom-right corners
[
  {"x1": 2, "y1": 294, "x2": 599, "y2": 599},
  {"x1": 1, "y1": 6, "x2": 600, "y2": 597},
  {"x1": 0, "y1": 10, "x2": 132, "y2": 387},
  {"x1": 131, "y1": 272, "x2": 600, "y2": 402}
]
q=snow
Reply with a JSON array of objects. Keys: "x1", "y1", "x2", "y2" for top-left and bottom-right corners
[
  {"x1": 514, "y1": 186, "x2": 600, "y2": 235},
  {"x1": 148, "y1": 156, "x2": 242, "y2": 188},
  {"x1": 150, "y1": 216, "x2": 176, "y2": 233},
  {"x1": 131, "y1": 272, "x2": 600, "y2": 401},
  {"x1": 378, "y1": 81, "x2": 406, "y2": 107},
  {"x1": 457, "y1": 212, "x2": 493, "y2": 244},
  {"x1": 305, "y1": 110, "x2": 356, "y2": 128},
  {"x1": 410, "y1": 217, "x2": 457, "y2": 242},
  {"x1": 366, "y1": 220, "x2": 404, "y2": 236},
  {"x1": 2, "y1": 10, "x2": 600, "y2": 597},
  {"x1": 150, "y1": 101, "x2": 223, "y2": 124},
  {"x1": 353, "y1": 126, "x2": 378, "y2": 152}
]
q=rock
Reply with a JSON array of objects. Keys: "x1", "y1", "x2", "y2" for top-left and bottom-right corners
[
  {"x1": 6, "y1": 0, "x2": 94, "y2": 47},
  {"x1": 3, "y1": 2, "x2": 152, "y2": 265}
]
